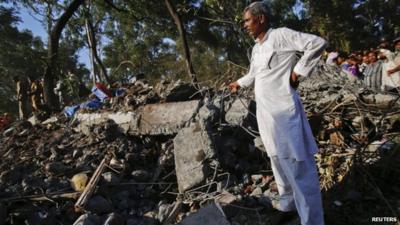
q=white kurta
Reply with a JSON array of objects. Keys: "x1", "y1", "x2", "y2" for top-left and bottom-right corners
[
  {"x1": 380, "y1": 49, "x2": 400, "y2": 90},
  {"x1": 237, "y1": 27, "x2": 326, "y2": 161}
]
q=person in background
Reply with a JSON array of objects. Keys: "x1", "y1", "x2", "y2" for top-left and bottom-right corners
[
  {"x1": 0, "y1": 113, "x2": 12, "y2": 131},
  {"x1": 359, "y1": 54, "x2": 370, "y2": 75},
  {"x1": 380, "y1": 37, "x2": 400, "y2": 91},
  {"x1": 13, "y1": 76, "x2": 31, "y2": 119},
  {"x1": 30, "y1": 79, "x2": 43, "y2": 112},
  {"x1": 344, "y1": 56, "x2": 360, "y2": 83},
  {"x1": 363, "y1": 51, "x2": 382, "y2": 91}
]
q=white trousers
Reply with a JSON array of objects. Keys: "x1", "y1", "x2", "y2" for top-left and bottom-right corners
[{"x1": 270, "y1": 155, "x2": 325, "y2": 225}]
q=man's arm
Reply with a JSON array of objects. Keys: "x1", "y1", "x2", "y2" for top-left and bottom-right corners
[
  {"x1": 229, "y1": 48, "x2": 256, "y2": 93},
  {"x1": 236, "y1": 47, "x2": 256, "y2": 88},
  {"x1": 388, "y1": 64, "x2": 400, "y2": 75},
  {"x1": 280, "y1": 28, "x2": 327, "y2": 77}
]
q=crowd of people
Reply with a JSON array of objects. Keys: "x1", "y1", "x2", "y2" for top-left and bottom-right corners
[{"x1": 324, "y1": 37, "x2": 400, "y2": 93}]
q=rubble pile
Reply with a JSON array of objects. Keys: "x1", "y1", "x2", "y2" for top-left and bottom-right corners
[
  {"x1": 0, "y1": 67, "x2": 399, "y2": 225},
  {"x1": 299, "y1": 65, "x2": 400, "y2": 224}
]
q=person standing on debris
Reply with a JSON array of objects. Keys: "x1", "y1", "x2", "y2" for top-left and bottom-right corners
[
  {"x1": 30, "y1": 79, "x2": 43, "y2": 112},
  {"x1": 13, "y1": 76, "x2": 31, "y2": 119},
  {"x1": 0, "y1": 113, "x2": 12, "y2": 131},
  {"x1": 228, "y1": 2, "x2": 326, "y2": 225},
  {"x1": 380, "y1": 37, "x2": 400, "y2": 91},
  {"x1": 363, "y1": 51, "x2": 383, "y2": 91}
]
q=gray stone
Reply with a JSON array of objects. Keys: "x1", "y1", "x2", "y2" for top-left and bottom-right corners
[
  {"x1": 86, "y1": 196, "x2": 112, "y2": 214},
  {"x1": 224, "y1": 98, "x2": 251, "y2": 126},
  {"x1": 250, "y1": 187, "x2": 263, "y2": 198},
  {"x1": 45, "y1": 162, "x2": 67, "y2": 174},
  {"x1": 28, "y1": 115, "x2": 40, "y2": 126},
  {"x1": 157, "y1": 201, "x2": 172, "y2": 222},
  {"x1": 250, "y1": 174, "x2": 263, "y2": 184},
  {"x1": 41, "y1": 116, "x2": 58, "y2": 125},
  {"x1": 103, "y1": 213, "x2": 125, "y2": 225},
  {"x1": 174, "y1": 123, "x2": 213, "y2": 192},
  {"x1": 72, "y1": 214, "x2": 101, "y2": 225},
  {"x1": 198, "y1": 97, "x2": 220, "y2": 125},
  {"x1": 101, "y1": 172, "x2": 120, "y2": 184},
  {"x1": 178, "y1": 203, "x2": 230, "y2": 225},
  {"x1": 131, "y1": 170, "x2": 151, "y2": 182},
  {"x1": 253, "y1": 137, "x2": 265, "y2": 151}
]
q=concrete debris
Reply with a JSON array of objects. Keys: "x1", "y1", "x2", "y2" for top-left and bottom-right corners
[
  {"x1": 135, "y1": 100, "x2": 200, "y2": 135},
  {"x1": 174, "y1": 123, "x2": 212, "y2": 192},
  {"x1": 0, "y1": 74, "x2": 399, "y2": 225},
  {"x1": 72, "y1": 214, "x2": 101, "y2": 225},
  {"x1": 178, "y1": 203, "x2": 230, "y2": 225}
]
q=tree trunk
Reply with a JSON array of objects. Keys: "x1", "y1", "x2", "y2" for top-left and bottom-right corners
[
  {"x1": 86, "y1": 18, "x2": 112, "y2": 85},
  {"x1": 164, "y1": 0, "x2": 197, "y2": 84},
  {"x1": 85, "y1": 18, "x2": 98, "y2": 86},
  {"x1": 43, "y1": 0, "x2": 84, "y2": 111}
]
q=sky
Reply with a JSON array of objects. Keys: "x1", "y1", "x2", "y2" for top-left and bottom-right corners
[{"x1": 14, "y1": 5, "x2": 91, "y2": 68}]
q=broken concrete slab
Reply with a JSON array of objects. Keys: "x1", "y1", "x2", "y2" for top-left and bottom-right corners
[
  {"x1": 178, "y1": 203, "x2": 230, "y2": 225},
  {"x1": 225, "y1": 98, "x2": 250, "y2": 126},
  {"x1": 75, "y1": 112, "x2": 137, "y2": 135},
  {"x1": 174, "y1": 122, "x2": 214, "y2": 193},
  {"x1": 75, "y1": 100, "x2": 200, "y2": 136},
  {"x1": 134, "y1": 100, "x2": 200, "y2": 135},
  {"x1": 224, "y1": 98, "x2": 257, "y2": 128}
]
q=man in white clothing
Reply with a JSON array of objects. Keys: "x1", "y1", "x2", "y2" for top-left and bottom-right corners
[
  {"x1": 380, "y1": 37, "x2": 400, "y2": 91},
  {"x1": 229, "y1": 2, "x2": 326, "y2": 225}
]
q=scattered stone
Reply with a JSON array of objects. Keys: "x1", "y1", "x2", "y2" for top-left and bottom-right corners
[
  {"x1": 102, "y1": 172, "x2": 120, "y2": 184},
  {"x1": 103, "y1": 213, "x2": 125, "y2": 225},
  {"x1": 71, "y1": 173, "x2": 88, "y2": 192},
  {"x1": 45, "y1": 162, "x2": 67, "y2": 174},
  {"x1": 250, "y1": 187, "x2": 263, "y2": 198},
  {"x1": 131, "y1": 170, "x2": 151, "y2": 182},
  {"x1": 178, "y1": 203, "x2": 230, "y2": 225},
  {"x1": 72, "y1": 214, "x2": 101, "y2": 225},
  {"x1": 86, "y1": 196, "x2": 112, "y2": 214}
]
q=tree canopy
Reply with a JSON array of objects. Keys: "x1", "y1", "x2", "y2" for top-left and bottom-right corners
[{"x1": 0, "y1": 0, "x2": 399, "y2": 115}]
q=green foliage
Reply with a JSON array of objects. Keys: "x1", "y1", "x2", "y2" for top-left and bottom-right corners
[
  {"x1": 0, "y1": 6, "x2": 45, "y2": 115},
  {"x1": 0, "y1": 0, "x2": 399, "y2": 116}
]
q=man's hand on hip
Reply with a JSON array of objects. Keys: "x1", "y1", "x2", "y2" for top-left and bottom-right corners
[{"x1": 290, "y1": 72, "x2": 299, "y2": 89}]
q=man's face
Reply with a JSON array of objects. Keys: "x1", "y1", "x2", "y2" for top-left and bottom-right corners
[
  {"x1": 362, "y1": 56, "x2": 370, "y2": 64},
  {"x1": 395, "y1": 41, "x2": 400, "y2": 50},
  {"x1": 243, "y1": 11, "x2": 267, "y2": 38},
  {"x1": 368, "y1": 53, "x2": 377, "y2": 62}
]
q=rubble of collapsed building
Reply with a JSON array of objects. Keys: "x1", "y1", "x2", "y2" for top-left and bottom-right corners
[{"x1": 0, "y1": 64, "x2": 399, "y2": 225}]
